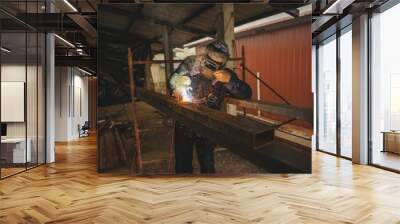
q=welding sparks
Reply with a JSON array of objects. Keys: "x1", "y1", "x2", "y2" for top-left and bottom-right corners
[
  {"x1": 170, "y1": 75, "x2": 193, "y2": 103},
  {"x1": 176, "y1": 87, "x2": 193, "y2": 103}
]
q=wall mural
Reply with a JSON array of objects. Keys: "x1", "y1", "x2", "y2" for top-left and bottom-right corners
[{"x1": 97, "y1": 3, "x2": 313, "y2": 174}]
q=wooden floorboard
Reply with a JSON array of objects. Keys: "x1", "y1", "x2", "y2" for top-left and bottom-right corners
[{"x1": 1, "y1": 135, "x2": 400, "y2": 223}]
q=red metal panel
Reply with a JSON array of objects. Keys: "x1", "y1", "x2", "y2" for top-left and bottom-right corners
[
  {"x1": 235, "y1": 22, "x2": 312, "y2": 126},
  {"x1": 235, "y1": 22, "x2": 312, "y2": 108}
]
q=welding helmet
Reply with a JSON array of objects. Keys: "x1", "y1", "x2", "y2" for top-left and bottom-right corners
[{"x1": 204, "y1": 41, "x2": 230, "y2": 71}]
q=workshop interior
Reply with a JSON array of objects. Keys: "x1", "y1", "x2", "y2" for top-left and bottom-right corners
[{"x1": 1, "y1": 0, "x2": 400, "y2": 222}]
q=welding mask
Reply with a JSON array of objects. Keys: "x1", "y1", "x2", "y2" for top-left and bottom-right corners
[
  {"x1": 204, "y1": 41, "x2": 230, "y2": 71},
  {"x1": 204, "y1": 54, "x2": 225, "y2": 71}
]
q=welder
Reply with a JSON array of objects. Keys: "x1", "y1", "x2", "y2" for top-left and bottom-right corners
[{"x1": 169, "y1": 41, "x2": 252, "y2": 174}]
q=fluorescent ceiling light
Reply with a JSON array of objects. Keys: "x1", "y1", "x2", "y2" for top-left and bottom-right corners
[
  {"x1": 298, "y1": 4, "x2": 312, "y2": 16},
  {"x1": 323, "y1": 0, "x2": 354, "y2": 15},
  {"x1": 234, "y1": 13, "x2": 290, "y2": 33},
  {"x1": 1, "y1": 47, "x2": 11, "y2": 53},
  {"x1": 63, "y1": 0, "x2": 78, "y2": 12},
  {"x1": 54, "y1": 34, "x2": 75, "y2": 48},
  {"x1": 78, "y1": 67, "x2": 93, "y2": 76},
  {"x1": 183, "y1": 37, "x2": 214, "y2": 48}
]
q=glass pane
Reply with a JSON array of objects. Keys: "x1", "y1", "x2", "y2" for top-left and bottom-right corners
[
  {"x1": 340, "y1": 28, "x2": 352, "y2": 158},
  {"x1": 371, "y1": 3, "x2": 400, "y2": 171},
  {"x1": 38, "y1": 32, "x2": 45, "y2": 165},
  {"x1": 318, "y1": 36, "x2": 337, "y2": 154},
  {"x1": 1, "y1": 31, "x2": 27, "y2": 177},
  {"x1": 26, "y1": 1, "x2": 40, "y2": 169},
  {"x1": 27, "y1": 31, "x2": 38, "y2": 169}
]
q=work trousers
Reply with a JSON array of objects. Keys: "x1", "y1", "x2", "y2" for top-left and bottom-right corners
[{"x1": 174, "y1": 122, "x2": 215, "y2": 174}]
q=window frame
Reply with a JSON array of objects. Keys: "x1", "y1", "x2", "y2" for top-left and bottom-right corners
[{"x1": 315, "y1": 23, "x2": 353, "y2": 161}]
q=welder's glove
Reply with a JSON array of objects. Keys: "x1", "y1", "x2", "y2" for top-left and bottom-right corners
[
  {"x1": 206, "y1": 81, "x2": 226, "y2": 109},
  {"x1": 213, "y1": 70, "x2": 231, "y2": 83}
]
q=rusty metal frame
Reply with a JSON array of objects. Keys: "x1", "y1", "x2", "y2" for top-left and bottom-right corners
[{"x1": 127, "y1": 48, "x2": 143, "y2": 174}]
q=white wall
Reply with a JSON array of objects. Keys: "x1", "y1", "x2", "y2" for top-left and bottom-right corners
[
  {"x1": 1, "y1": 63, "x2": 46, "y2": 164},
  {"x1": 1, "y1": 64, "x2": 42, "y2": 137},
  {"x1": 54, "y1": 67, "x2": 89, "y2": 141},
  {"x1": 55, "y1": 67, "x2": 70, "y2": 141}
]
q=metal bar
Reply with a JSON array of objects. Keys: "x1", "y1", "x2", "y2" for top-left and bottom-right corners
[
  {"x1": 135, "y1": 87, "x2": 275, "y2": 149},
  {"x1": 241, "y1": 46, "x2": 247, "y2": 117},
  {"x1": 36, "y1": 0, "x2": 39, "y2": 167},
  {"x1": 243, "y1": 65, "x2": 291, "y2": 105},
  {"x1": 168, "y1": 120, "x2": 175, "y2": 174},
  {"x1": 367, "y1": 11, "x2": 373, "y2": 165},
  {"x1": 127, "y1": 48, "x2": 143, "y2": 174},
  {"x1": 0, "y1": 25, "x2": 2, "y2": 178},
  {"x1": 256, "y1": 72, "x2": 261, "y2": 117},
  {"x1": 315, "y1": 44, "x2": 320, "y2": 151},
  {"x1": 132, "y1": 57, "x2": 242, "y2": 65},
  {"x1": 55, "y1": 55, "x2": 96, "y2": 68},
  {"x1": 86, "y1": 0, "x2": 97, "y2": 12},
  {"x1": 25, "y1": 5, "x2": 28, "y2": 171},
  {"x1": 275, "y1": 118, "x2": 297, "y2": 128},
  {"x1": 336, "y1": 30, "x2": 341, "y2": 157},
  {"x1": 225, "y1": 97, "x2": 313, "y2": 123},
  {"x1": 0, "y1": 8, "x2": 38, "y2": 32}
]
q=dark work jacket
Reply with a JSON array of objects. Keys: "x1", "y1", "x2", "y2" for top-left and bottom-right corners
[{"x1": 168, "y1": 55, "x2": 252, "y2": 109}]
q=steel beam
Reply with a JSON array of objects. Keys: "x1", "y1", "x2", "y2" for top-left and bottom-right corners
[
  {"x1": 132, "y1": 57, "x2": 242, "y2": 65},
  {"x1": 135, "y1": 87, "x2": 310, "y2": 172},
  {"x1": 225, "y1": 98, "x2": 313, "y2": 123},
  {"x1": 67, "y1": 13, "x2": 97, "y2": 38},
  {"x1": 55, "y1": 55, "x2": 96, "y2": 68},
  {"x1": 136, "y1": 87, "x2": 274, "y2": 149},
  {"x1": 14, "y1": 13, "x2": 81, "y2": 32}
]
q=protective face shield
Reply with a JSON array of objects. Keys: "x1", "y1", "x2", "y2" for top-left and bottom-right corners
[
  {"x1": 204, "y1": 54, "x2": 225, "y2": 71},
  {"x1": 203, "y1": 41, "x2": 230, "y2": 71}
]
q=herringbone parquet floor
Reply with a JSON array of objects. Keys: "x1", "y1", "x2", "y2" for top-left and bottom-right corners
[{"x1": 1, "y1": 135, "x2": 400, "y2": 224}]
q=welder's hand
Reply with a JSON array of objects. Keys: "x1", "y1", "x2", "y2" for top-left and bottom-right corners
[{"x1": 214, "y1": 70, "x2": 231, "y2": 83}]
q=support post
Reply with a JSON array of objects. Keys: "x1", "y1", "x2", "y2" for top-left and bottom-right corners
[
  {"x1": 127, "y1": 48, "x2": 143, "y2": 173},
  {"x1": 352, "y1": 14, "x2": 369, "y2": 164},
  {"x1": 216, "y1": 3, "x2": 235, "y2": 68},
  {"x1": 257, "y1": 72, "x2": 261, "y2": 117},
  {"x1": 145, "y1": 43, "x2": 154, "y2": 90},
  {"x1": 163, "y1": 25, "x2": 174, "y2": 93},
  {"x1": 46, "y1": 0, "x2": 55, "y2": 163}
]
